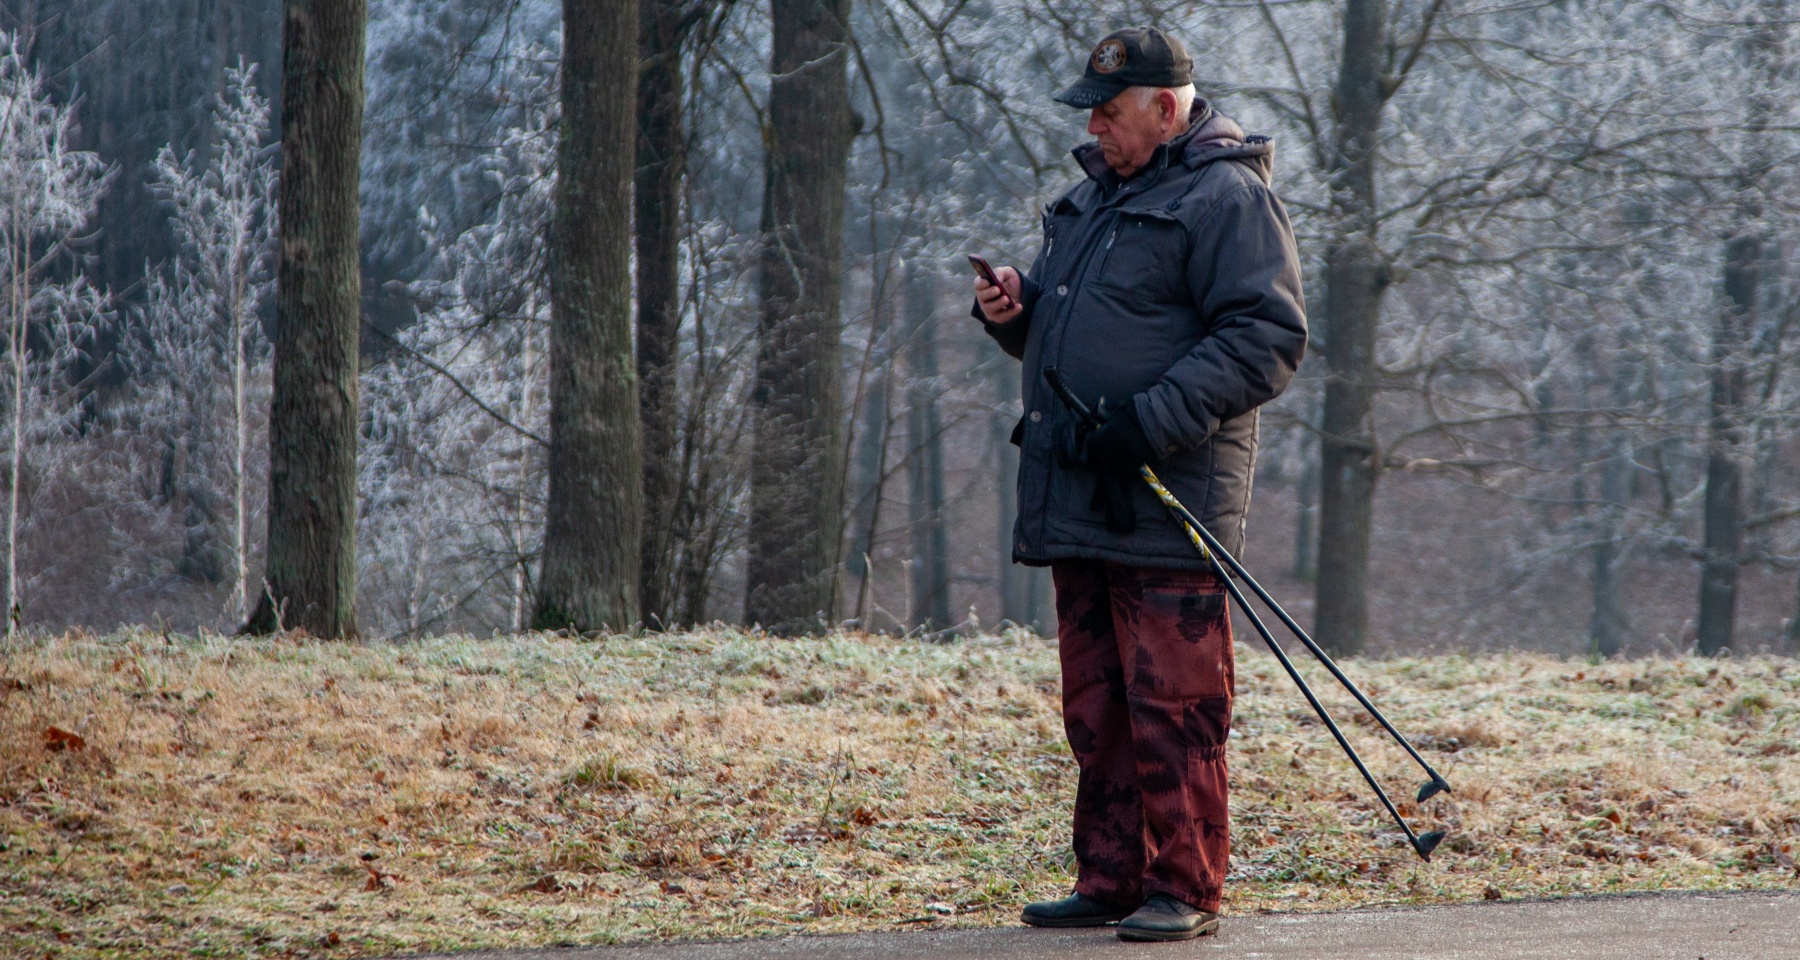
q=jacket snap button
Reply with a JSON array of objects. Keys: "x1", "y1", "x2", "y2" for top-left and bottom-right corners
[
  {"x1": 1057, "y1": 284, "x2": 1069, "y2": 296},
  {"x1": 1029, "y1": 410, "x2": 1042, "y2": 422}
]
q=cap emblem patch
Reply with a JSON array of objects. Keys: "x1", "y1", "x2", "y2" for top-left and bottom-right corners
[{"x1": 1092, "y1": 39, "x2": 1127, "y2": 74}]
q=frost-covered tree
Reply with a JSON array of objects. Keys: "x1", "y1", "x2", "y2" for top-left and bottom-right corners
[
  {"x1": 0, "y1": 31, "x2": 110, "y2": 639},
  {"x1": 360, "y1": 106, "x2": 554, "y2": 636},
  {"x1": 133, "y1": 61, "x2": 276, "y2": 624}
]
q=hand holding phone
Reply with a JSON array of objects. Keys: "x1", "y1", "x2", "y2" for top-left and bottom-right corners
[{"x1": 967, "y1": 254, "x2": 1017, "y2": 314}]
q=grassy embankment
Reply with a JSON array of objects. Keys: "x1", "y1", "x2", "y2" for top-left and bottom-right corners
[{"x1": 2, "y1": 628, "x2": 1797, "y2": 958}]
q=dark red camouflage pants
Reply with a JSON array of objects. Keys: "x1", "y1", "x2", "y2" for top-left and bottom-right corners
[{"x1": 1053, "y1": 559, "x2": 1234, "y2": 913}]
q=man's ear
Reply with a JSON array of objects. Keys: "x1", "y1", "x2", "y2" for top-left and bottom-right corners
[{"x1": 1159, "y1": 89, "x2": 1180, "y2": 128}]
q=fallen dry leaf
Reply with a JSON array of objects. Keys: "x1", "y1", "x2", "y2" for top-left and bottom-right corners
[
  {"x1": 43, "y1": 726, "x2": 87, "y2": 751},
  {"x1": 363, "y1": 863, "x2": 403, "y2": 891}
]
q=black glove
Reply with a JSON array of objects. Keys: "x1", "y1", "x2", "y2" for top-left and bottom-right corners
[
  {"x1": 1086, "y1": 397, "x2": 1158, "y2": 473},
  {"x1": 1083, "y1": 398, "x2": 1158, "y2": 535}
]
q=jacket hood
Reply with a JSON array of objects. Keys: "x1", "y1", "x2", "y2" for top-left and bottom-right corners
[
  {"x1": 1071, "y1": 99, "x2": 1275, "y2": 186},
  {"x1": 1181, "y1": 103, "x2": 1274, "y2": 184}
]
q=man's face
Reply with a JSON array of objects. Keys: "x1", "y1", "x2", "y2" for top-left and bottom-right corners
[{"x1": 1087, "y1": 89, "x2": 1176, "y2": 179}]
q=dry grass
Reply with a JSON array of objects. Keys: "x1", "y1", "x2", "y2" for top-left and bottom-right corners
[{"x1": 2, "y1": 628, "x2": 1797, "y2": 959}]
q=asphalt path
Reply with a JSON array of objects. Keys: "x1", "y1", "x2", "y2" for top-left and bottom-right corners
[{"x1": 406, "y1": 890, "x2": 1800, "y2": 960}]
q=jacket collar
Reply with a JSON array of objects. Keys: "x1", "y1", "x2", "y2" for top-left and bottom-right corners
[{"x1": 1070, "y1": 99, "x2": 1222, "y2": 192}]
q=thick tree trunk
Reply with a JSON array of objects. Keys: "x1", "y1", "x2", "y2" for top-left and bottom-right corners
[
  {"x1": 745, "y1": 0, "x2": 853, "y2": 635},
  {"x1": 533, "y1": 0, "x2": 643, "y2": 633},
  {"x1": 904, "y1": 265, "x2": 949, "y2": 631},
  {"x1": 243, "y1": 0, "x2": 365, "y2": 638},
  {"x1": 1312, "y1": 0, "x2": 1389, "y2": 657},
  {"x1": 635, "y1": 0, "x2": 699, "y2": 629}
]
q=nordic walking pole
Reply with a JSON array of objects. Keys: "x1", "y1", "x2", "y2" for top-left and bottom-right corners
[
  {"x1": 1043, "y1": 368, "x2": 1447, "y2": 860},
  {"x1": 1042, "y1": 368, "x2": 1452, "y2": 804}
]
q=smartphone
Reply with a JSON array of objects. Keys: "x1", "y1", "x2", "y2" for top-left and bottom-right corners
[{"x1": 967, "y1": 254, "x2": 1015, "y2": 311}]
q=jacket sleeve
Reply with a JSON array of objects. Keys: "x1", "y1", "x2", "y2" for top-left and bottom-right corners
[
  {"x1": 1136, "y1": 179, "x2": 1308, "y2": 455},
  {"x1": 973, "y1": 267, "x2": 1043, "y2": 361}
]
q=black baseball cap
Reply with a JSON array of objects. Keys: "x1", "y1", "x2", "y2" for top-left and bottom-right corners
[{"x1": 1053, "y1": 27, "x2": 1194, "y2": 109}]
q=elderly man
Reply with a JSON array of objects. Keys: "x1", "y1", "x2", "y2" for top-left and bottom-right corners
[{"x1": 974, "y1": 27, "x2": 1307, "y2": 942}]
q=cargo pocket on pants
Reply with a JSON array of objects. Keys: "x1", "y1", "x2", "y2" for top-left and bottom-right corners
[{"x1": 1129, "y1": 587, "x2": 1229, "y2": 702}]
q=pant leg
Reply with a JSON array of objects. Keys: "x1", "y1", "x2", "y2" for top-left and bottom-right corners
[
  {"x1": 1052, "y1": 559, "x2": 1143, "y2": 905},
  {"x1": 1107, "y1": 563, "x2": 1234, "y2": 913}
]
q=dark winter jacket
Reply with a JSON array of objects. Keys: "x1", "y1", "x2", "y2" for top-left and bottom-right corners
[{"x1": 981, "y1": 102, "x2": 1307, "y2": 567}]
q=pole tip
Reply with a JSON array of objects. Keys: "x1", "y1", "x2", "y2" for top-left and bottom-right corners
[
  {"x1": 1414, "y1": 830, "x2": 1446, "y2": 860},
  {"x1": 1417, "y1": 778, "x2": 1451, "y2": 803}
]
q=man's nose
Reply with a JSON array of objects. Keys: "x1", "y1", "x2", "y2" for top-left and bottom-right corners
[{"x1": 1087, "y1": 110, "x2": 1105, "y2": 136}]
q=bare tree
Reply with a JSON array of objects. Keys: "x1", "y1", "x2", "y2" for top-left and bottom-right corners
[
  {"x1": 1697, "y1": 0, "x2": 1787, "y2": 656},
  {"x1": 903, "y1": 262, "x2": 949, "y2": 630},
  {"x1": 638, "y1": 0, "x2": 737, "y2": 628},
  {"x1": 0, "y1": 31, "x2": 110, "y2": 639},
  {"x1": 1311, "y1": 0, "x2": 1432, "y2": 656},
  {"x1": 359, "y1": 104, "x2": 554, "y2": 638},
  {"x1": 139, "y1": 62, "x2": 276, "y2": 625}
]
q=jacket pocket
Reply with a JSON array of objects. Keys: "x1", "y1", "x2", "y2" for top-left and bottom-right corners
[
  {"x1": 1092, "y1": 207, "x2": 1185, "y2": 300},
  {"x1": 1040, "y1": 214, "x2": 1079, "y2": 284}
]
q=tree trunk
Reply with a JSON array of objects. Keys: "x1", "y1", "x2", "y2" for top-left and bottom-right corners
[
  {"x1": 904, "y1": 264, "x2": 949, "y2": 631},
  {"x1": 1293, "y1": 426, "x2": 1318, "y2": 583},
  {"x1": 1697, "y1": 2, "x2": 1780, "y2": 657},
  {"x1": 7, "y1": 198, "x2": 25, "y2": 640},
  {"x1": 1697, "y1": 230, "x2": 1756, "y2": 656},
  {"x1": 243, "y1": 0, "x2": 365, "y2": 638},
  {"x1": 1786, "y1": 569, "x2": 1800, "y2": 654},
  {"x1": 233, "y1": 272, "x2": 251, "y2": 624},
  {"x1": 1312, "y1": 0, "x2": 1389, "y2": 657},
  {"x1": 848, "y1": 262, "x2": 894, "y2": 627},
  {"x1": 533, "y1": 0, "x2": 643, "y2": 633},
  {"x1": 1590, "y1": 433, "x2": 1629, "y2": 659},
  {"x1": 636, "y1": 0, "x2": 703, "y2": 629},
  {"x1": 745, "y1": 0, "x2": 853, "y2": 635},
  {"x1": 1589, "y1": 327, "x2": 1637, "y2": 659}
]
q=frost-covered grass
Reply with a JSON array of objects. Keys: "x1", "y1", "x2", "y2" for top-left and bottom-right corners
[{"x1": 2, "y1": 628, "x2": 1797, "y2": 959}]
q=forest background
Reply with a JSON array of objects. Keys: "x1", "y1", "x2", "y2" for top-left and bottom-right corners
[{"x1": 5, "y1": 0, "x2": 1800, "y2": 658}]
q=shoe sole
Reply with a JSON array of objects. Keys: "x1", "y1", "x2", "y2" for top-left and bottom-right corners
[
  {"x1": 1115, "y1": 916, "x2": 1220, "y2": 942},
  {"x1": 1021, "y1": 911, "x2": 1134, "y2": 928}
]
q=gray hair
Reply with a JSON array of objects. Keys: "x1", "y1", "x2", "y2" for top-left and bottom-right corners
[{"x1": 1130, "y1": 83, "x2": 1196, "y2": 121}]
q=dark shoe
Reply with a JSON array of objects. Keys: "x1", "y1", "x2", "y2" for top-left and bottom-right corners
[
  {"x1": 1021, "y1": 892, "x2": 1136, "y2": 928},
  {"x1": 1116, "y1": 895, "x2": 1220, "y2": 942}
]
